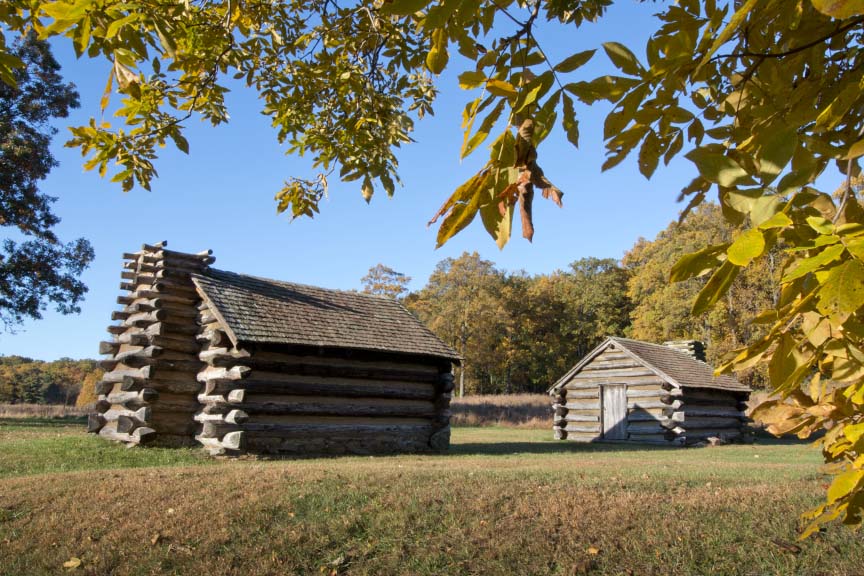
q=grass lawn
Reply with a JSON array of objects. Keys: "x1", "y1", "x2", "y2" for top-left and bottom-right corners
[{"x1": 0, "y1": 420, "x2": 861, "y2": 575}]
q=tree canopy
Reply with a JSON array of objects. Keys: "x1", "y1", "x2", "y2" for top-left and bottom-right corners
[
  {"x1": 0, "y1": 33, "x2": 93, "y2": 330},
  {"x1": 1, "y1": 0, "x2": 864, "y2": 534}
]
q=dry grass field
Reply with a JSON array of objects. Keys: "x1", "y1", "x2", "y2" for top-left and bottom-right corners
[
  {"x1": 1, "y1": 418, "x2": 863, "y2": 575},
  {"x1": 0, "y1": 403, "x2": 86, "y2": 419},
  {"x1": 449, "y1": 393, "x2": 551, "y2": 427}
]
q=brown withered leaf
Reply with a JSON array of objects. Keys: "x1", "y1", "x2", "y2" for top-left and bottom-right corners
[{"x1": 519, "y1": 185, "x2": 535, "y2": 242}]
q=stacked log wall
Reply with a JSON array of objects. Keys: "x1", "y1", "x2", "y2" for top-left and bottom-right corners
[
  {"x1": 89, "y1": 242, "x2": 212, "y2": 446},
  {"x1": 194, "y1": 316, "x2": 455, "y2": 456},
  {"x1": 679, "y1": 388, "x2": 749, "y2": 444},
  {"x1": 553, "y1": 344, "x2": 685, "y2": 445}
]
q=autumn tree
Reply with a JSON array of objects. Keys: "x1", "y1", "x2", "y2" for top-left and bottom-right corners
[
  {"x1": 3, "y1": 0, "x2": 864, "y2": 532},
  {"x1": 406, "y1": 252, "x2": 504, "y2": 396},
  {"x1": 0, "y1": 32, "x2": 93, "y2": 329},
  {"x1": 361, "y1": 264, "x2": 412, "y2": 300},
  {"x1": 624, "y1": 203, "x2": 781, "y2": 388}
]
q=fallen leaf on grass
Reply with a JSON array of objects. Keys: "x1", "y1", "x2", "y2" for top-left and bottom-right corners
[
  {"x1": 587, "y1": 546, "x2": 600, "y2": 555},
  {"x1": 63, "y1": 557, "x2": 82, "y2": 570},
  {"x1": 150, "y1": 533, "x2": 162, "y2": 545},
  {"x1": 771, "y1": 539, "x2": 802, "y2": 554}
]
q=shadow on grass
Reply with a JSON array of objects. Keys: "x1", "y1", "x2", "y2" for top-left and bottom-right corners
[
  {"x1": 450, "y1": 440, "x2": 677, "y2": 456},
  {"x1": 0, "y1": 417, "x2": 86, "y2": 428}
]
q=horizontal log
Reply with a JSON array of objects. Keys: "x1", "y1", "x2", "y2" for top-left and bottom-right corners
[
  {"x1": 627, "y1": 423, "x2": 684, "y2": 435},
  {"x1": 563, "y1": 432, "x2": 600, "y2": 443},
  {"x1": 565, "y1": 402, "x2": 600, "y2": 410},
  {"x1": 95, "y1": 380, "x2": 116, "y2": 395},
  {"x1": 106, "y1": 324, "x2": 131, "y2": 335},
  {"x1": 103, "y1": 406, "x2": 150, "y2": 424},
  {"x1": 197, "y1": 366, "x2": 251, "y2": 382},
  {"x1": 87, "y1": 413, "x2": 106, "y2": 433},
  {"x1": 630, "y1": 399, "x2": 683, "y2": 410},
  {"x1": 570, "y1": 368, "x2": 657, "y2": 380},
  {"x1": 197, "y1": 353, "x2": 442, "y2": 384},
  {"x1": 682, "y1": 416, "x2": 743, "y2": 429},
  {"x1": 626, "y1": 390, "x2": 671, "y2": 399},
  {"x1": 564, "y1": 375, "x2": 665, "y2": 389},
  {"x1": 99, "y1": 426, "x2": 156, "y2": 445},
  {"x1": 566, "y1": 391, "x2": 600, "y2": 399},
  {"x1": 116, "y1": 415, "x2": 138, "y2": 434},
  {"x1": 204, "y1": 374, "x2": 437, "y2": 401},
  {"x1": 133, "y1": 289, "x2": 198, "y2": 306},
  {"x1": 554, "y1": 427, "x2": 567, "y2": 440},
  {"x1": 626, "y1": 434, "x2": 685, "y2": 445},
  {"x1": 563, "y1": 414, "x2": 599, "y2": 422},
  {"x1": 94, "y1": 399, "x2": 111, "y2": 413},
  {"x1": 582, "y1": 360, "x2": 643, "y2": 371},
  {"x1": 194, "y1": 409, "x2": 249, "y2": 425},
  {"x1": 683, "y1": 407, "x2": 746, "y2": 418},
  {"x1": 564, "y1": 424, "x2": 601, "y2": 434},
  {"x1": 99, "y1": 341, "x2": 120, "y2": 355},
  {"x1": 681, "y1": 390, "x2": 745, "y2": 405},
  {"x1": 237, "y1": 421, "x2": 435, "y2": 438},
  {"x1": 217, "y1": 395, "x2": 440, "y2": 419},
  {"x1": 106, "y1": 388, "x2": 159, "y2": 405}
]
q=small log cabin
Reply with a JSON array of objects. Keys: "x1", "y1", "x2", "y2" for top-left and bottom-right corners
[
  {"x1": 92, "y1": 243, "x2": 460, "y2": 456},
  {"x1": 549, "y1": 337, "x2": 751, "y2": 446}
]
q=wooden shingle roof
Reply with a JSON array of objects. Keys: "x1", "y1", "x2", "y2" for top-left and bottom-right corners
[
  {"x1": 192, "y1": 269, "x2": 460, "y2": 362},
  {"x1": 550, "y1": 336, "x2": 750, "y2": 393}
]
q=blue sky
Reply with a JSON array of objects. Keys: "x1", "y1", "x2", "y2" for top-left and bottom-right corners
[{"x1": 2, "y1": 2, "x2": 705, "y2": 360}]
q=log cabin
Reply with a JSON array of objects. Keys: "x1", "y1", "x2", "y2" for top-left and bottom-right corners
[
  {"x1": 92, "y1": 243, "x2": 460, "y2": 456},
  {"x1": 548, "y1": 337, "x2": 751, "y2": 445}
]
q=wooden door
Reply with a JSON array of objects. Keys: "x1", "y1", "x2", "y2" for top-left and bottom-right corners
[{"x1": 602, "y1": 385, "x2": 628, "y2": 440}]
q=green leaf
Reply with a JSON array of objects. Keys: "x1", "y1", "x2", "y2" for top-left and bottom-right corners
[
  {"x1": 758, "y1": 125, "x2": 797, "y2": 184},
  {"x1": 380, "y1": 0, "x2": 430, "y2": 16},
  {"x1": 727, "y1": 228, "x2": 766, "y2": 266},
  {"x1": 758, "y1": 212, "x2": 793, "y2": 230},
  {"x1": 816, "y1": 259, "x2": 864, "y2": 323},
  {"x1": 692, "y1": 260, "x2": 740, "y2": 315},
  {"x1": 426, "y1": 29, "x2": 448, "y2": 74},
  {"x1": 697, "y1": 0, "x2": 760, "y2": 70},
  {"x1": 513, "y1": 72, "x2": 553, "y2": 113},
  {"x1": 553, "y1": 49, "x2": 595, "y2": 73},
  {"x1": 602, "y1": 42, "x2": 642, "y2": 76},
  {"x1": 461, "y1": 98, "x2": 505, "y2": 159},
  {"x1": 783, "y1": 244, "x2": 846, "y2": 282},
  {"x1": 670, "y1": 243, "x2": 730, "y2": 282},
  {"x1": 562, "y1": 94, "x2": 579, "y2": 148},
  {"x1": 685, "y1": 149, "x2": 752, "y2": 187},
  {"x1": 807, "y1": 216, "x2": 835, "y2": 235},
  {"x1": 638, "y1": 130, "x2": 661, "y2": 179}
]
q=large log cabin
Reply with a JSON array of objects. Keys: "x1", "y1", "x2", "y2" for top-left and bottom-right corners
[{"x1": 91, "y1": 243, "x2": 460, "y2": 456}]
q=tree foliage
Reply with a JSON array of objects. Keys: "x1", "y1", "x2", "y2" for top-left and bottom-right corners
[
  {"x1": 405, "y1": 252, "x2": 630, "y2": 395},
  {"x1": 0, "y1": 33, "x2": 93, "y2": 329},
  {"x1": 360, "y1": 263, "x2": 412, "y2": 299},
  {"x1": 625, "y1": 203, "x2": 782, "y2": 388},
  {"x1": 0, "y1": 355, "x2": 99, "y2": 405},
  {"x1": 3, "y1": 0, "x2": 864, "y2": 533}
]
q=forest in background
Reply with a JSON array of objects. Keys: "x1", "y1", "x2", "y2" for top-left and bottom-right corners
[
  {"x1": 1, "y1": 203, "x2": 780, "y2": 405},
  {"x1": 394, "y1": 203, "x2": 781, "y2": 395}
]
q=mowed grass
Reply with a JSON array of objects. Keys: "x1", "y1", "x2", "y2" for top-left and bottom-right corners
[{"x1": 1, "y1": 422, "x2": 862, "y2": 576}]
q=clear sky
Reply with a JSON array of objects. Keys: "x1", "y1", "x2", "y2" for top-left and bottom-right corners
[{"x1": 2, "y1": 2, "x2": 708, "y2": 360}]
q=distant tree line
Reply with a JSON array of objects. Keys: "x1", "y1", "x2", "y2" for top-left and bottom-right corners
[
  {"x1": 365, "y1": 203, "x2": 780, "y2": 395},
  {"x1": 0, "y1": 355, "x2": 100, "y2": 405}
]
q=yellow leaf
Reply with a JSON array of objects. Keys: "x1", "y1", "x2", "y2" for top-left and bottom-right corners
[
  {"x1": 63, "y1": 558, "x2": 82, "y2": 570},
  {"x1": 812, "y1": 0, "x2": 864, "y2": 19},
  {"x1": 587, "y1": 546, "x2": 600, "y2": 555},
  {"x1": 827, "y1": 468, "x2": 864, "y2": 504},
  {"x1": 727, "y1": 228, "x2": 766, "y2": 266}
]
